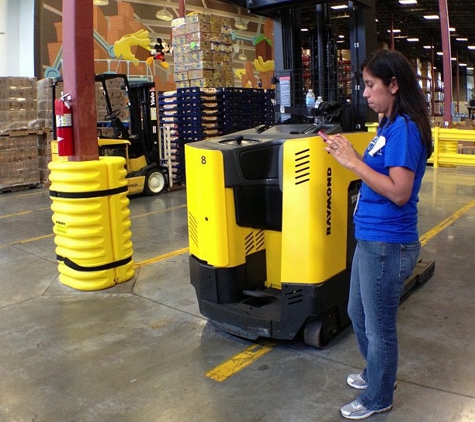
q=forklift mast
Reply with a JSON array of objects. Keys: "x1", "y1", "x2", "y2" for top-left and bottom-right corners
[
  {"x1": 95, "y1": 74, "x2": 159, "y2": 165},
  {"x1": 128, "y1": 80, "x2": 159, "y2": 167},
  {"x1": 95, "y1": 73, "x2": 131, "y2": 140},
  {"x1": 243, "y1": 0, "x2": 377, "y2": 129}
]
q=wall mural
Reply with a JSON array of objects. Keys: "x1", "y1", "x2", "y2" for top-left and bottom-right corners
[{"x1": 40, "y1": 0, "x2": 275, "y2": 90}]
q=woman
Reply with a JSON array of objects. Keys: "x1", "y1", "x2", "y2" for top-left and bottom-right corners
[{"x1": 323, "y1": 49, "x2": 432, "y2": 420}]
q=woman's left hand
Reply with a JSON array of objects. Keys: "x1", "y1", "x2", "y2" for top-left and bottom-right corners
[{"x1": 323, "y1": 134, "x2": 361, "y2": 170}]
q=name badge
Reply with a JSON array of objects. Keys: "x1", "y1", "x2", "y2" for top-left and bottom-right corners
[{"x1": 369, "y1": 135, "x2": 386, "y2": 156}]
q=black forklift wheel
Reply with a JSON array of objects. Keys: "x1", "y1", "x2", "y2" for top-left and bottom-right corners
[
  {"x1": 303, "y1": 319, "x2": 324, "y2": 348},
  {"x1": 144, "y1": 168, "x2": 166, "y2": 195}
]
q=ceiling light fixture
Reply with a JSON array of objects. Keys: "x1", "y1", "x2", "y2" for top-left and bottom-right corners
[
  {"x1": 399, "y1": 0, "x2": 417, "y2": 4},
  {"x1": 456, "y1": 37, "x2": 468, "y2": 41},
  {"x1": 93, "y1": 0, "x2": 109, "y2": 5},
  {"x1": 407, "y1": 38, "x2": 419, "y2": 42},
  {"x1": 331, "y1": 4, "x2": 348, "y2": 10},
  {"x1": 423, "y1": 45, "x2": 434, "y2": 49},
  {"x1": 238, "y1": 50, "x2": 248, "y2": 61},
  {"x1": 468, "y1": 46, "x2": 475, "y2": 50},
  {"x1": 238, "y1": 40, "x2": 247, "y2": 61},
  {"x1": 387, "y1": 29, "x2": 401, "y2": 33},
  {"x1": 423, "y1": 15, "x2": 440, "y2": 20},
  {"x1": 459, "y1": 63, "x2": 467, "y2": 67},
  {"x1": 156, "y1": 8, "x2": 174, "y2": 21},
  {"x1": 333, "y1": 14, "x2": 350, "y2": 19},
  {"x1": 234, "y1": 17, "x2": 249, "y2": 30},
  {"x1": 301, "y1": 28, "x2": 309, "y2": 32}
]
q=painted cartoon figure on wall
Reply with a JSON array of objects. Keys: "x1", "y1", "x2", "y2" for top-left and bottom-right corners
[
  {"x1": 153, "y1": 38, "x2": 165, "y2": 62},
  {"x1": 146, "y1": 38, "x2": 171, "y2": 69}
]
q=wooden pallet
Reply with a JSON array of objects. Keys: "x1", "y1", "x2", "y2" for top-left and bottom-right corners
[
  {"x1": 0, "y1": 129, "x2": 42, "y2": 138},
  {"x1": 0, "y1": 182, "x2": 41, "y2": 194}
]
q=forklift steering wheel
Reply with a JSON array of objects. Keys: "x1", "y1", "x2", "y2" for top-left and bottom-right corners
[{"x1": 105, "y1": 109, "x2": 121, "y2": 120}]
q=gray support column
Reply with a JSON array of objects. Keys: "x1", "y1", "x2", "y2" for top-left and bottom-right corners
[
  {"x1": 438, "y1": 0, "x2": 452, "y2": 126},
  {"x1": 273, "y1": 7, "x2": 304, "y2": 118},
  {"x1": 349, "y1": 0, "x2": 377, "y2": 129}
]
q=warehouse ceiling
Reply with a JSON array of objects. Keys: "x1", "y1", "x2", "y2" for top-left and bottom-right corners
[
  {"x1": 227, "y1": 0, "x2": 475, "y2": 73},
  {"x1": 333, "y1": 0, "x2": 475, "y2": 70},
  {"x1": 112, "y1": 0, "x2": 475, "y2": 76}
]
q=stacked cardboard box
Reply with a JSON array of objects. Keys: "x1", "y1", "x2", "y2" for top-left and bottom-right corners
[
  {"x1": 0, "y1": 77, "x2": 42, "y2": 190},
  {"x1": 95, "y1": 78, "x2": 129, "y2": 123},
  {"x1": 0, "y1": 133, "x2": 40, "y2": 191},
  {"x1": 172, "y1": 13, "x2": 234, "y2": 89},
  {"x1": 37, "y1": 130, "x2": 54, "y2": 186},
  {"x1": 35, "y1": 78, "x2": 62, "y2": 186},
  {"x1": 37, "y1": 77, "x2": 63, "y2": 130},
  {"x1": 0, "y1": 77, "x2": 39, "y2": 134}
]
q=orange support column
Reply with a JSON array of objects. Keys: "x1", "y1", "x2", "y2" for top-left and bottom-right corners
[
  {"x1": 438, "y1": 0, "x2": 453, "y2": 127},
  {"x1": 62, "y1": 0, "x2": 98, "y2": 162}
]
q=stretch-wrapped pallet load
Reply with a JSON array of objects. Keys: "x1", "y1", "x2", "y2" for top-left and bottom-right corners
[
  {"x1": 37, "y1": 78, "x2": 63, "y2": 131},
  {"x1": 172, "y1": 13, "x2": 234, "y2": 89},
  {"x1": 0, "y1": 77, "x2": 39, "y2": 135},
  {"x1": 0, "y1": 132, "x2": 40, "y2": 191},
  {"x1": 0, "y1": 77, "x2": 42, "y2": 192}
]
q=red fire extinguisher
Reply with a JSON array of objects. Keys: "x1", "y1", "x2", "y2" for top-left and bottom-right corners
[{"x1": 55, "y1": 94, "x2": 74, "y2": 156}]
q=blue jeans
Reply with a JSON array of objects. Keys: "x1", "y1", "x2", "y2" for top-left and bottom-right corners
[{"x1": 348, "y1": 240, "x2": 421, "y2": 409}]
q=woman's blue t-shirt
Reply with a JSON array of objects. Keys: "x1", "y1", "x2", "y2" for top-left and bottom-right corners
[{"x1": 354, "y1": 115, "x2": 427, "y2": 243}]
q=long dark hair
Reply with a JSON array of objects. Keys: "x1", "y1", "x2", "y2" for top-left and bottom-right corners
[{"x1": 361, "y1": 49, "x2": 433, "y2": 159}]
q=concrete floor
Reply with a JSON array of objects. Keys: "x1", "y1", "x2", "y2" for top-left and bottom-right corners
[{"x1": 0, "y1": 165, "x2": 474, "y2": 422}]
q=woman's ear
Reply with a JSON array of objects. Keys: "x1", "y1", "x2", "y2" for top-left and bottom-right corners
[{"x1": 390, "y1": 77, "x2": 399, "y2": 95}]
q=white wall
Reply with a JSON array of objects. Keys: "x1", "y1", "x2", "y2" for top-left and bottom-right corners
[
  {"x1": 0, "y1": 0, "x2": 34, "y2": 77},
  {"x1": 0, "y1": 0, "x2": 7, "y2": 76}
]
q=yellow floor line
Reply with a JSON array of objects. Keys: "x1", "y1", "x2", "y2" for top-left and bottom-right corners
[
  {"x1": 0, "y1": 190, "x2": 45, "y2": 201},
  {"x1": 0, "y1": 233, "x2": 55, "y2": 249},
  {"x1": 134, "y1": 247, "x2": 189, "y2": 268},
  {"x1": 419, "y1": 198, "x2": 475, "y2": 246},
  {"x1": 0, "y1": 207, "x2": 51, "y2": 219},
  {"x1": 205, "y1": 341, "x2": 276, "y2": 382},
  {"x1": 130, "y1": 204, "x2": 187, "y2": 220},
  {"x1": 0, "y1": 211, "x2": 32, "y2": 219}
]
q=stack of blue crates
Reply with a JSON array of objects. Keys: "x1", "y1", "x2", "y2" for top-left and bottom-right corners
[
  {"x1": 158, "y1": 87, "x2": 275, "y2": 185},
  {"x1": 222, "y1": 88, "x2": 274, "y2": 134},
  {"x1": 178, "y1": 87, "x2": 223, "y2": 143}
]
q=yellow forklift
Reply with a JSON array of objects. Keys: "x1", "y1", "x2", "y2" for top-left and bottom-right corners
[
  {"x1": 52, "y1": 74, "x2": 168, "y2": 195},
  {"x1": 96, "y1": 73, "x2": 168, "y2": 195},
  {"x1": 185, "y1": 124, "x2": 435, "y2": 347}
]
